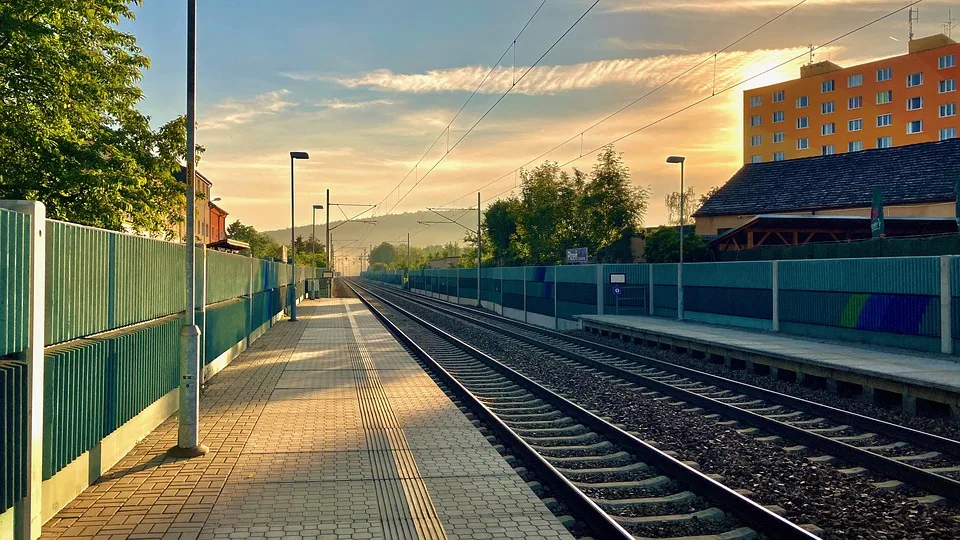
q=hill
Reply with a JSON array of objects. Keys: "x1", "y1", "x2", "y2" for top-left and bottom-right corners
[{"x1": 261, "y1": 210, "x2": 476, "y2": 249}]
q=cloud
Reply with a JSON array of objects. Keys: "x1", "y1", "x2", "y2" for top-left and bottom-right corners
[
  {"x1": 201, "y1": 90, "x2": 295, "y2": 130},
  {"x1": 605, "y1": 0, "x2": 926, "y2": 13},
  {"x1": 317, "y1": 98, "x2": 396, "y2": 110},
  {"x1": 328, "y1": 46, "x2": 827, "y2": 96},
  {"x1": 605, "y1": 38, "x2": 689, "y2": 52}
]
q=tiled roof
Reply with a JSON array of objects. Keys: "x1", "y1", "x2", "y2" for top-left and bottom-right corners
[{"x1": 695, "y1": 139, "x2": 960, "y2": 217}]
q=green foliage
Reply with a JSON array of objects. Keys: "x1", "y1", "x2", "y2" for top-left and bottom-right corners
[
  {"x1": 643, "y1": 227, "x2": 711, "y2": 263},
  {"x1": 369, "y1": 242, "x2": 397, "y2": 265},
  {"x1": 665, "y1": 185, "x2": 721, "y2": 226},
  {"x1": 226, "y1": 221, "x2": 282, "y2": 260},
  {"x1": 0, "y1": 1, "x2": 195, "y2": 235},
  {"x1": 481, "y1": 146, "x2": 650, "y2": 266}
]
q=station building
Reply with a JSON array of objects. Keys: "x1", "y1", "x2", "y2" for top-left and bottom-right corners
[{"x1": 743, "y1": 34, "x2": 960, "y2": 164}]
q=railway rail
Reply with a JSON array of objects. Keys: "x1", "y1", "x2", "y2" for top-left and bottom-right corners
[
  {"x1": 346, "y1": 280, "x2": 818, "y2": 540},
  {"x1": 358, "y1": 280, "x2": 960, "y2": 504}
]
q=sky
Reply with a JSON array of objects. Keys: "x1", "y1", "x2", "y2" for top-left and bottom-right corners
[{"x1": 122, "y1": 0, "x2": 955, "y2": 255}]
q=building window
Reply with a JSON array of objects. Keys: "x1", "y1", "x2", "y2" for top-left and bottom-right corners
[
  {"x1": 821, "y1": 123, "x2": 836, "y2": 136},
  {"x1": 750, "y1": 135, "x2": 762, "y2": 146},
  {"x1": 821, "y1": 80, "x2": 835, "y2": 93},
  {"x1": 940, "y1": 54, "x2": 956, "y2": 69},
  {"x1": 750, "y1": 95, "x2": 762, "y2": 107},
  {"x1": 848, "y1": 118, "x2": 863, "y2": 132},
  {"x1": 773, "y1": 151, "x2": 785, "y2": 161},
  {"x1": 822, "y1": 144, "x2": 835, "y2": 156},
  {"x1": 907, "y1": 120, "x2": 923, "y2": 134},
  {"x1": 876, "y1": 90, "x2": 893, "y2": 104},
  {"x1": 847, "y1": 73, "x2": 862, "y2": 88},
  {"x1": 796, "y1": 96, "x2": 809, "y2": 108},
  {"x1": 772, "y1": 90, "x2": 785, "y2": 103},
  {"x1": 773, "y1": 110, "x2": 785, "y2": 123},
  {"x1": 907, "y1": 96, "x2": 923, "y2": 110},
  {"x1": 750, "y1": 154, "x2": 763, "y2": 163},
  {"x1": 796, "y1": 116, "x2": 809, "y2": 129},
  {"x1": 940, "y1": 103, "x2": 957, "y2": 117},
  {"x1": 750, "y1": 115, "x2": 762, "y2": 126},
  {"x1": 877, "y1": 67, "x2": 892, "y2": 82},
  {"x1": 848, "y1": 96, "x2": 863, "y2": 110},
  {"x1": 773, "y1": 131, "x2": 785, "y2": 143},
  {"x1": 848, "y1": 140, "x2": 863, "y2": 152},
  {"x1": 906, "y1": 72, "x2": 923, "y2": 87},
  {"x1": 876, "y1": 113, "x2": 893, "y2": 127},
  {"x1": 941, "y1": 127, "x2": 957, "y2": 140},
  {"x1": 877, "y1": 136, "x2": 893, "y2": 148},
  {"x1": 796, "y1": 137, "x2": 809, "y2": 150},
  {"x1": 821, "y1": 101, "x2": 835, "y2": 114},
  {"x1": 941, "y1": 79, "x2": 956, "y2": 93}
]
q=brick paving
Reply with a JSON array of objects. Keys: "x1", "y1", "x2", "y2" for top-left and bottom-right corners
[{"x1": 42, "y1": 299, "x2": 572, "y2": 540}]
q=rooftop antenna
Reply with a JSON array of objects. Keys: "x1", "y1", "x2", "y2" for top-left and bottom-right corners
[
  {"x1": 944, "y1": 9, "x2": 957, "y2": 38},
  {"x1": 909, "y1": 6, "x2": 919, "y2": 41},
  {"x1": 807, "y1": 43, "x2": 815, "y2": 65}
]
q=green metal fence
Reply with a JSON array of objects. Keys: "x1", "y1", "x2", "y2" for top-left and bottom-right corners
[
  {"x1": 42, "y1": 317, "x2": 180, "y2": 480},
  {"x1": 1, "y1": 208, "x2": 32, "y2": 356},
  {"x1": 1, "y1": 359, "x2": 27, "y2": 516}
]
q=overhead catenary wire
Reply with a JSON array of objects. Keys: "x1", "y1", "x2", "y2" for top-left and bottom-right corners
[
  {"x1": 366, "y1": 0, "x2": 548, "y2": 219},
  {"x1": 475, "y1": 0, "x2": 922, "y2": 206},
  {"x1": 439, "y1": 0, "x2": 812, "y2": 209},
  {"x1": 356, "y1": 0, "x2": 600, "y2": 250}
]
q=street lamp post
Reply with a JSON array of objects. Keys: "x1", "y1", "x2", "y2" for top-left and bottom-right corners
[
  {"x1": 312, "y1": 204, "x2": 324, "y2": 265},
  {"x1": 290, "y1": 151, "x2": 310, "y2": 321},
  {"x1": 666, "y1": 155, "x2": 685, "y2": 321},
  {"x1": 170, "y1": 0, "x2": 208, "y2": 458}
]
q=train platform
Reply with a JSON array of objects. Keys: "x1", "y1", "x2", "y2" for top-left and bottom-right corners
[
  {"x1": 577, "y1": 314, "x2": 960, "y2": 418},
  {"x1": 41, "y1": 299, "x2": 572, "y2": 540}
]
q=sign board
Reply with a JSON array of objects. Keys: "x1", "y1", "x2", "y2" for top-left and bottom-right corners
[
  {"x1": 612, "y1": 286, "x2": 623, "y2": 296},
  {"x1": 871, "y1": 186, "x2": 885, "y2": 238},
  {"x1": 566, "y1": 247, "x2": 589, "y2": 264},
  {"x1": 609, "y1": 273, "x2": 627, "y2": 284},
  {"x1": 322, "y1": 271, "x2": 334, "y2": 278}
]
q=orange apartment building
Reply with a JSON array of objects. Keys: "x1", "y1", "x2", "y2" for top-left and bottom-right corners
[{"x1": 743, "y1": 34, "x2": 960, "y2": 163}]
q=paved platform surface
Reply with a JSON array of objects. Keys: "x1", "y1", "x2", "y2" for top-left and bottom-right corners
[
  {"x1": 43, "y1": 299, "x2": 572, "y2": 540},
  {"x1": 578, "y1": 314, "x2": 960, "y2": 394}
]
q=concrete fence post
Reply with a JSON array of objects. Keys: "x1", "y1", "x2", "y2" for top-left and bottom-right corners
[
  {"x1": 1, "y1": 201, "x2": 46, "y2": 540},
  {"x1": 772, "y1": 260, "x2": 780, "y2": 332},
  {"x1": 648, "y1": 264, "x2": 655, "y2": 316},
  {"x1": 596, "y1": 265, "x2": 604, "y2": 315},
  {"x1": 942, "y1": 255, "x2": 953, "y2": 354},
  {"x1": 554, "y1": 268, "x2": 559, "y2": 330},
  {"x1": 523, "y1": 267, "x2": 528, "y2": 323}
]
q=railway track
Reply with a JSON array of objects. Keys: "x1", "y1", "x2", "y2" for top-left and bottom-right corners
[
  {"x1": 358, "y1": 280, "x2": 960, "y2": 505},
  {"x1": 346, "y1": 280, "x2": 818, "y2": 540}
]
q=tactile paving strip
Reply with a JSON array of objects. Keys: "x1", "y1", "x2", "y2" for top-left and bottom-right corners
[{"x1": 347, "y1": 304, "x2": 448, "y2": 540}]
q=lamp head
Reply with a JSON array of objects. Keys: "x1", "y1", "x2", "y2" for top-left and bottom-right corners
[
  {"x1": 313, "y1": 204, "x2": 324, "y2": 209},
  {"x1": 666, "y1": 156, "x2": 686, "y2": 164},
  {"x1": 290, "y1": 151, "x2": 310, "y2": 160}
]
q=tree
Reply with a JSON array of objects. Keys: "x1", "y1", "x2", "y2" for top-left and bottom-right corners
[
  {"x1": 643, "y1": 227, "x2": 711, "y2": 263},
  {"x1": 369, "y1": 242, "x2": 397, "y2": 266},
  {"x1": 480, "y1": 145, "x2": 650, "y2": 266},
  {"x1": 0, "y1": 1, "x2": 195, "y2": 235},
  {"x1": 484, "y1": 198, "x2": 521, "y2": 266},
  {"x1": 665, "y1": 185, "x2": 721, "y2": 226},
  {"x1": 226, "y1": 221, "x2": 283, "y2": 260},
  {"x1": 580, "y1": 146, "x2": 649, "y2": 262}
]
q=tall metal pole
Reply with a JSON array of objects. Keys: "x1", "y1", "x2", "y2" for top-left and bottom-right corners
[
  {"x1": 312, "y1": 208, "x2": 316, "y2": 265},
  {"x1": 171, "y1": 0, "x2": 207, "y2": 458},
  {"x1": 325, "y1": 189, "x2": 330, "y2": 268},
  {"x1": 477, "y1": 192, "x2": 482, "y2": 307},
  {"x1": 290, "y1": 156, "x2": 297, "y2": 322},
  {"x1": 678, "y1": 161, "x2": 685, "y2": 321}
]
